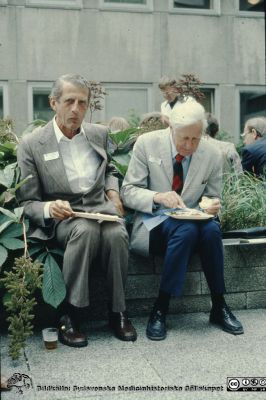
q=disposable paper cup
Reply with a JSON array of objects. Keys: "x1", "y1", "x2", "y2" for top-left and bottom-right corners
[{"x1": 42, "y1": 328, "x2": 58, "y2": 350}]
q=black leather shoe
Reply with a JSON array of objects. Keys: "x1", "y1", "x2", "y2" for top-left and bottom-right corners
[
  {"x1": 209, "y1": 305, "x2": 244, "y2": 335},
  {"x1": 146, "y1": 309, "x2": 166, "y2": 340},
  {"x1": 109, "y1": 312, "x2": 137, "y2": 342},
  {"x1": 58, "y1": 315, "x2": 88, "y2": 347}
]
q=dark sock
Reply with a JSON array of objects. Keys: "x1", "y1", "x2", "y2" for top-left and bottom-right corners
[
  {"x1": 211, "y1": 293, "x2": 226, "y2": 309},
  {"x1": 57, "y1": 302, "x2": 88, "y2": 324},
  {"x1": 154, "y1": 290, "x2": 171, "y2": 314}
]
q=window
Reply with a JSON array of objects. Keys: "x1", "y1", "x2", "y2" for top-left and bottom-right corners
[
  {"x1": 199, "y1": 88, "x2": 215, "y2": 113},
  {"x1": 240, "y1": 91, "x2": 266, "y2": 132},
  {"x1": 100, "y1": 0, "x2": 153, "y2": 10},
  {"x1": 0, "y1": 83, "x2": 8, "y2": 119},
  {"x1": 26, "y1": 0, "x2": 82, "y2": 9},
  {"x1": 170, "y1": 0, "x2": 220, "y2": 14},
  {"x1": 239, "y1": 0, "x2": 265, "y2": 12},
  {"x1": 0, "y1": 90, "x2": 3, "y2": 119},
  {"x1": 173, "y1": 0, "x2": 210, "y2": 9},
  {"x1": 28, "y1": 84, "x2": 54, "y2": 122},
  {"x1": 104, "y1": 0, "x2": 146, "y2": 3},
  {"x1": 92, "y1": 84, "x2": 152, "y2": 123}
]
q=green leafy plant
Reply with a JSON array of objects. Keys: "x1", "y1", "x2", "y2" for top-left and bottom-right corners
[
  {"x1": 108, "y1": 127, "x2": 140, "y2": 178},
  {"x1": 220, "y1": 172, "x2": 266, "y2": 231}
]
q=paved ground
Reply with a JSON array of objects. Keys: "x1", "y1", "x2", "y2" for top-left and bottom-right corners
[{"x1": 1, "y1": 309, "x2": 266, "y2": 400}]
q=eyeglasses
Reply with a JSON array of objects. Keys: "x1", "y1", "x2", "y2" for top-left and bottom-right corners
[{"x1": 241, "y1": 128, "x2": 262, "y2": 138}]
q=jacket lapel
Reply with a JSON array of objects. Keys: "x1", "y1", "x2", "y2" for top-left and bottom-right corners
[
  {"x1": 38, "y1": 122, "x2": 73, "y2": 193},
  {"x1": 159, "y1": 129, "x2": 173, "y2": 185}
]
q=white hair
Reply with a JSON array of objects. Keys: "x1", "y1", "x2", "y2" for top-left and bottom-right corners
[{"x1": 169, "y1": 100, "x2": 207, "y2": 132}]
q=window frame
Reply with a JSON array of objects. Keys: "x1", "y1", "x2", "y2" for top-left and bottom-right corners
[
  {"x1": 28, "y1": 82, "x2": 53, "y2": 123},
  {"x1": 236, "y1": 0, "x2": 265, "y2": 17},
  {"x1": 0, "y1": 82, "x2": 9, "y2": 118},
  {"x1": 99, "y1": 0, "x2": 153, "y2": 12},
  {"x1": 25, "y1": 0, "x2": 82, "y2": 10},
  {"x1": 236, "y1": 85, "x2": 266, "y2": 138},
  {"x1": 169, "y1": 0, "x2": 221, "y2": 16}
]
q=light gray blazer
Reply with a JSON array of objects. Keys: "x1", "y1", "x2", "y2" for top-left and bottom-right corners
[
  {"x1": 17, "y1": 121, "x2": 119, "y2": 241},
  {"x1": 121, "y1": 128, "x2": 223, "y2": 256}
]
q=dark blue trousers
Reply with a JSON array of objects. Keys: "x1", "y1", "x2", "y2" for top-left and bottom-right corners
[{"x1": 149, "y1": 218, "x2": 225, "y2": 297}]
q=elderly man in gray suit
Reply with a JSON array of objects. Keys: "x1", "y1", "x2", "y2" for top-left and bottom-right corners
[
  {"x1": 17, "y1": 74, "x2": 137, "y2": 347},
  {"x1": 121, "y1": 100, "x2": 243, "y2": 340}
]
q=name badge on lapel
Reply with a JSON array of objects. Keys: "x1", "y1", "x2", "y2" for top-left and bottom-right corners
[{"x1": 43, "y1": 152, "x2": 59, "y2": 161}]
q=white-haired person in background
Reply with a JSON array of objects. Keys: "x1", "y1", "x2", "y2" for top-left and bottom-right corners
[
  {"x1": 241, "y1": 117, "x2": 266, "y2": 178},
  {"x1": 159, "y1": 76, "x2": 195, "y2": 125},
  {"x1": 121, "y1": 100, "x2": 244, "y2": 340}
]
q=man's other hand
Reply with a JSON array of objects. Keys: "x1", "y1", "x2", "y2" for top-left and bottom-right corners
[
  {"x1": 106, "y1": 190, "x2": 125, "y2": 217},
  {"x1": 49, "y1": 200, "x2": 74, "y2": 220},
  {"x1": 205, "y1": 198, "x2": 221, "y2": 216},
  {"x1": 153, "y1": 191, "x2": 186, "y2": 209}
]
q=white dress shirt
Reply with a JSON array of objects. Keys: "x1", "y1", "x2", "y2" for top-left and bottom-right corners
[{"x1": 44, "y1": 118, "x2": 101, "y2": 218}]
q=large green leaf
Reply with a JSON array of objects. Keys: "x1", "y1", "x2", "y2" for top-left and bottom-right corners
[
  {"x1": 108, "y1": 128, "x2": 139, "y2": 147},
  {"x1": 0, "y1": 170, "x2": 8, "y2": 188},
  {"x1": 0, "y1": 244, "x2": 8, "y2": 267},
  {"x1": 0, "y1": 207, "x2": 17, "y2": 221},
  {"x1": 0, "y1": 221, "x2": 23, "y2": 238},
  {"x1": 3, "y1": 163, "x2": 16, "y2": 188},
  {"x1": 0, "y1": 237, "x2": 24, "y2": 250},
  {"x1": 14, "y1": 207, "x2": 24, "y2": 221},
  {"x1": 0, "y1": 220, "x2": 13, "y2": 235},
  {"x1": 42, "y1": 253, "x2": 66, "y2": 308}
]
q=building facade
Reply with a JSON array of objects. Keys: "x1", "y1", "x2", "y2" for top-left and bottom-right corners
[{"x1": 0, "y1": 0, "x2": 265, "y2": 141}]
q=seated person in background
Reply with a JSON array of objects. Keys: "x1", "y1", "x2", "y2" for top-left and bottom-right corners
[
  {"x1": 121, "y1": 100, "x2": 244, "y2": 341},
  {"x1": 204, "y1": 113, "x2": 242, "y2": 174},
  {"x1": 139, "y1": 111, "x2": 168, "y2": 133},
  {"x1": 241, "y1": 117, "x2": 266, "y2": 178},
  {"x1": 159, "y1": 76, "x2": 195, "y2": 125},
  {"x1": 17, "y1": 73, "x2": 137, "y2": 348},
  {"x1": 108, "y1": 116, "x2": 130, "y2": 133}
]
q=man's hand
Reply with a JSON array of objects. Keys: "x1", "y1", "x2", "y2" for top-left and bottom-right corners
[
  {"x1": 49, "y1": 200, "x2": 74, "y2": 220},
  {"x1": 106, "y1": 190, "x2": 125, "y2": 217},
  {"x1": 204, "y1": 198, "x2": 221, "y2": 216},
  {"x1": 153, "y1": 191, "x2": 186, "y2": 209}
]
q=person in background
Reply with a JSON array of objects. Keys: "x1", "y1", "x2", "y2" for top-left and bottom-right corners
[
  {"x1": 241, "y1": 117, "x2": 266, "y2": 177},
  {"x1": 204, "y1": 113, "x2": 242, "y2": 174},
  {"x1": 159, "y1": 76, "x2": 195, "y2": 125},
  {"x1": 17, "y1": 74, "x2": 137, "y2": 348},
  {"x1": 121, "y1": 100, "x2": 243, "y2": 341},
  {"x1": 108, "y1": 117, "x2": 130, "y2": 133},
  {"x1": 139, "y1": 111, "x2": 168, "y2": 133}
]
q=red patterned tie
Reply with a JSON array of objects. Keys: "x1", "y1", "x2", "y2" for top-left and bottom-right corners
[{"x1": 172, "y1": 154, "x2": 184, "y2": 194}]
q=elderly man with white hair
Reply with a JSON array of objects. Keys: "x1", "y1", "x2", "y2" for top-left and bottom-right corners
[{"x1": 121, "y1": 100, "x2": 243, "y2": 340}]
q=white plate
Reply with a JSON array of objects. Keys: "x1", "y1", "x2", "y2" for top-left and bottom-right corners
[
  {"x1": 164, "y1": 210, "x2": 213, "y2": 221},
  {"x1": 73, "y1": 212, "x2": 122, "y2": 222}
]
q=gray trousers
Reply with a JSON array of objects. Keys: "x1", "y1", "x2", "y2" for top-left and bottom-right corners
[{"x1": 55, "y1": 218, "x2": 129, "y2": 312}]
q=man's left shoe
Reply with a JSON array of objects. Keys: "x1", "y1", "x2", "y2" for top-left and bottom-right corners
[
  {"x1": 109, "y1": 311, "x2": 137, "y2": 342},
  {"x1": 209, "y1": 304, "x2": 244, "y2": 335}
]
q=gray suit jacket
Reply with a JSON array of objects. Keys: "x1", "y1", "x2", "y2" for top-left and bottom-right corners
[
  {"x1": 17, "y1": 121, "x2": 119, "y2": 240},
  {"x1": 121, "y1": 128, "x2": 223, "y2": 256}
]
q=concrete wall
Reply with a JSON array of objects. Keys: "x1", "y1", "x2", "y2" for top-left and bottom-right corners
[
  {"x1": 87, "y1": 243, "x2": 266, "y2": 320},
  {"x1": 0, "y1": 0, "x2": 265, "y2": 138}
]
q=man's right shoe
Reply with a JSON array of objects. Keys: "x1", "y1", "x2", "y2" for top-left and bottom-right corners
[
  {"x1": 58, "y1": 315, "x2": 88, "y2": 348},
  {"x1": 146, "y1": 309, "x2": 166, "y2": 340},
  {"x1": 209, "y1": 304, "x2": 244, "y2": 335}
]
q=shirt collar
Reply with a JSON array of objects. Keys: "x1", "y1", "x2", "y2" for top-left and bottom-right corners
[{"x1": 53, "y1": 116, "x2": 85, "y2": 143}]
